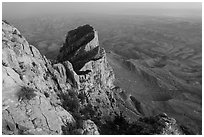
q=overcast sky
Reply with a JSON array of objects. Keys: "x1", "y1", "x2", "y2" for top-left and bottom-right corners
[{"x1": 3, "y1": 2, "x2": 202, "y2": 19}]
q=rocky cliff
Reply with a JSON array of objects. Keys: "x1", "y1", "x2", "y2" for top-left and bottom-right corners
[{"x1": 2, "y1": 20, "x2": 191, "y2": 135}]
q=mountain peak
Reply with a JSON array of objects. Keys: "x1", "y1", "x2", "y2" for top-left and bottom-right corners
[{"x1": 57, "y1": 24, "x2": 105, "y2": 74}]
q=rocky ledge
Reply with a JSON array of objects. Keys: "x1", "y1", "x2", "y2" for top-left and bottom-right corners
[{"x1": 2, "y1": 20, "x2": 192, "y2": 135}]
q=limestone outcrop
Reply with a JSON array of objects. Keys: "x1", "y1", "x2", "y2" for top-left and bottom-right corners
[
  {"x1": 2, "y1": 20, "x2": 76, "y2": 135},
  {"x1": 57, "y1": 24, "x2": 120, "y2": 119}
]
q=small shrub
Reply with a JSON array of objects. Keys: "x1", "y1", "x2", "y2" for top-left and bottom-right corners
[
  {"x1": 99, "y1": 112, "x2": 131, "y2": 135},
  {"x1": 60, "y1": 89, "x2": 84, "y2": 131},
  {"x1": 61, "y1": 89, "x2": 80, "y2": 113},
  {"x1": 44, "y1": 92, "x2": 49, "y2": 98},
  {"x1": 16, "y1": 86, "x2": 37, "y2": 101},
  {"x1": 61, "y1": 122, "x2": 76, "y2": 135},
  {"x1": 78, "y1": 92, "x2": 86, "y2": 104},
  {"x1": 80, "y1": 103, "x2": 96, "y2": 119},
  {"x1": 32, "y1": 62, "x2": 36, "y2": 67}
]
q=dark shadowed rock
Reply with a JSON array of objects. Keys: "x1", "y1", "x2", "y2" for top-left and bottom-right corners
[{"x1": 57, "y1": 24, "x2": 104, "y2": 73}]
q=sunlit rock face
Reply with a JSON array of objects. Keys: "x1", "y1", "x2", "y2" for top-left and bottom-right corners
[
  {"x1": 57, "y1": 24, "x2": 118, "y2": 118},
  {"x1": 2, "y1": 20, "x2": 76, "y2": 135},
  {"x1": 2, "y1": 20, "x2": 190, "y2": 135}
]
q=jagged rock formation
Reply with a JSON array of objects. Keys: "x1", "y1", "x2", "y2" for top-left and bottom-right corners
[
  {"x1": 57, "y1": 25, "x2": 120, "y2": 119},
  {"x1": 2, "y1": 20, "x2": 190, "y2": 135},
  {"x1": 99, "y1": 113, "x2": 187, "y2": 135},
  {"x1": 2, "y1": 20, "x2": 76, "y2": 135}
]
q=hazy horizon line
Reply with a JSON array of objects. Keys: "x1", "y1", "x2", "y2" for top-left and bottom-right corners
[{"x1": 3, "y1": 2, "x2": 202, "y2": 20}]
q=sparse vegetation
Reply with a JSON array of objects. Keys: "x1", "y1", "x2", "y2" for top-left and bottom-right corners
[
  {"x1": 80, "y1": 103, "x2": 96, "y2": 119},
  {"x1": 61, "y1": 89, "x2": 80, "y2": 114},
  {"x1": 61, "y1": 122, "x2": 77, "y2": 135},
  {"x1": 78, "y1": 91, "x2": 86, "y2": 104},
  {"x1": 44, "y1": 92, "x2": 49, "y2": 98},
  {"x1": 98, "y1": 113, "x2": 193, "y2": 135},
  {"x1": 99, "y1": 113, "x2": 130, "y2": 134},
  {"x1": 16, "y1": 86, "x2": 37, "y2": 101}
]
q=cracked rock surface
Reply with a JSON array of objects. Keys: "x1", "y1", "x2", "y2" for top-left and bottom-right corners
[{"x1": 2, "y1": 20, "x2": 76, "y2": 135}]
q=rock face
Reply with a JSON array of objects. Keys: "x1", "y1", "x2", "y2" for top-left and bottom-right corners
[
  {"x1": 2, "y1": 20, "x2": 190, "y2": 135},
  {"x1": 99, "y1": 113, "x2": 186, "y2": 135},
  {"x1": 2, "y1": 20, "x2": 76, "y2": 135},
  {"x1": 82, "y1": 120, "x2": 100, "y2": 135},
  {"x1": 134, "y1": 113, "x2": 185, "y2": 135},
  {"x1": 57, "y1": 24, "x2": 119, "y2": 119}
]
